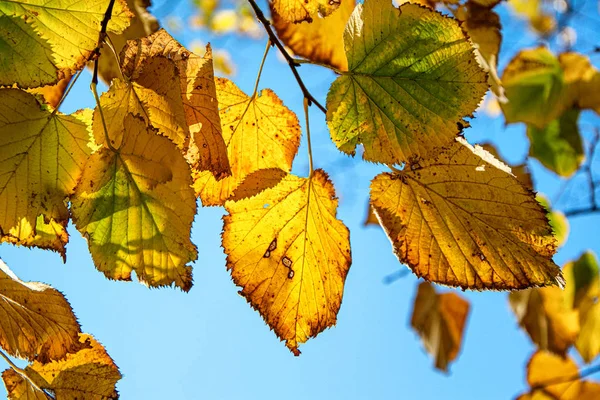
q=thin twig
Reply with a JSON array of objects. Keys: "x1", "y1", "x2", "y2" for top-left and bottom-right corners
[
  {"x1": 50, "y1": 68, "x2": 84, "y2": 115},
  {"x1": 0, "y1": 349, "x2": 54, "y2": 399},
  {"x1": 91, "y1": 0, "x2": 117, "y2": 86},
  {"x1": 251, "y1": 39, "x2": 271, "y2": 98},
  {"x1": 246, "y1": 0, "x2": 327, "y2": 114},
  {"x1": 295, "y1": 59, "x2": 344, "y2": 75},
  {"x1": 304, "y1": 97, "x2": 314, "y2": 175},
  {"x1": 383, "y1": 269, "x2": 410, "y2": 285}
]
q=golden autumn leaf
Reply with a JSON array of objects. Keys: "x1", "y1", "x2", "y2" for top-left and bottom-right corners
[
  {"x1": 520, "y1": 351, "x2": 600, "y2": 400},
  {"x1": 2, "y1": 334, "x2": 121, "y2": 400},
  {"x1": 559, "y1": 52, "x2": 600, "y2": 115},
  {"x1": 222, "y1": 170, "x2": 351, "y2": 355},
  {"x1": 272, "y1": 0, "x2": 354, "y2": 71},
  {"x1": 0, "y1": 0, "x2": 132, "y2": 88},
  {"x1": 71, "y1": 114, "x2": 197, "y2": 291},
  {"x1": 363, "y1": 204, "x2": 380, "y2": 226},
  {"x1": 370, "y1": 137, "x2": 563, "y2": 290},
  {"x1": 117, "y1": 29, "x2": 230, "y2": 179},
  {"x1": 410, "y1": 281, "x2": 470, "y2": 372},
  {"x1": 0, "y1": 89, "x2": 93, "y2": 257},
  {"x1": 271, "y1": 0, "x2": 341, "y2": 23},
  {"x1": 509, "y1": 287, "x2": 579, "y2": 355},
  {"x1": 193, "y1": 78, "x2": 301, "y2": 206},
  {"x1": 0, "y1": 259, "x2": 82, "y2": 363},
  {"x1": 326, "y1": 0, "x2": 488, "y2": 164},
  {"x1": 480, "y1": 143, "x2": 533, "y2": 190},
  {"x1": 26, "y1": 74, "x2": 72, "y2": 108}
]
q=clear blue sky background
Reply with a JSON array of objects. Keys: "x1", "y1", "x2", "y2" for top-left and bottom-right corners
[{"x1": 1, "y1": 1, "x2": 600, "y2": 399}]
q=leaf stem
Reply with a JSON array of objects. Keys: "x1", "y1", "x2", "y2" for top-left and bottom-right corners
[
  {"x1": 251, "y1": 39, "x2": 271, "y2": 99},
  {"x1": 51, "y1": 67, "x2": 84, "y2": 115},
  {"x1": 0, "y1": 349, "x2": 53, "y2": 399},
  {"x1": 294, "y1": 59, "x2": 345, "y2": 75},
  {"x1": 246, "y1": 0, "x2": 327, "y2": 114},
  {"x1": 304, "y1": 97, "x2": 314, "y2": 176},
  {"x1": 91, "y1": 81, "x2": 118, "y2": 153}
]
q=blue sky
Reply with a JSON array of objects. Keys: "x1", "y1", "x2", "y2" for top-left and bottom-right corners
[{"x1": 1, "y1": 1, "x2": 600, "y2": 399}]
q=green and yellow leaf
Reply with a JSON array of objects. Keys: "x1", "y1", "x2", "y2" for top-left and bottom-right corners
[
  {"x1": 193, "y1": 78, "x2": 300, "y2": 206},
  {"x1": 222, "y1": 170, "x2": 351, "y2": 355},
  {"x1": 2, "y1": 334, "x2": 121, "y2": 400},
  {"x1": 326, "y1": 0, "x2": 487, "y2": 164},
  {"x1": 370, "y1": 137, "x2": 564, "y2": 290},
  {"x1": 272, "y1": 0, "x2": 354, "y2": 71},
  {"x1": 410, "y1": 281, "x2": 470, "y2": 372},
  {"x1": 0, "y1": 259, "x2": 82, "y2": 363},
  {"x1": 536, "y1": 195, "x2": 569, "y2": 248},
  {"x1": 71, "y1": 114, "x2": 197, "y2": 291},
  {"x1": 0, "y1": 89, "x2": 93, "y2": 256},
  {"x1": 0, "y1": 0, "x2": 132, "y2": 88}
]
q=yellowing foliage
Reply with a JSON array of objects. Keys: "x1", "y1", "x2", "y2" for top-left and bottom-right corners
[
  {"x1": 2, "y1": 334, "x2": 121, "y2": 400},
  {"x1": 410, "y1": 282, "x2": 470, "y2": 372},
  {"x1": 271, "y1": 0, "x2": 341, "y2": 23},
  {"x1": 272, "y1": 0, "x2": 354, "y2": 71},
  {"x1": 0, "y1": 259, "x2": 82, "y2": 363},
  {"x1": 0, "y1": 89, "x2": 93, "y2": 256},
  {"x1": 222, "y1": 170, "x2": 351, "y2": 354},
  {"x1": 119, "y1": 29, "x2": 231, "y2": 179},
  {"x1": 0, "y1": 0, "x2": 132, "y2": 87},
  {"x1": 326, "y1": 0, "x2": 487, "y2": 164},
  {"x1": 71, "y1": 114, "x2": 197, "y2": 291},
  {"x1": 194, "y1": 78, "x2": 300, "y2": 206},
  {"x1": 370, "y1": 138, "x2": 563, "y2": 290}
]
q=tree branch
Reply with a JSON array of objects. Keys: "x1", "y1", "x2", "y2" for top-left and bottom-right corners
[
  {"x1": 91, "y1": 0, "x2": 117, "y2": 86},
  {"x1": 246, "y1": 0, "x2": 327, "y2": 114}
]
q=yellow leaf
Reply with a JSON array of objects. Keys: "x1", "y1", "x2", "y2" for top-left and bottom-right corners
[
  {"x1": 559, "y1": 52, "x2": 600, "y2": 115},
  {"x1": 193, "y1": 78, "x2": 300, "y2": 206},
  {"x1": 370, "y1": 138, "x2": 564, "y2": 290},
  {"x1": 363, "y1": 204, "x2": 380, "y2": 226},
  {"x1": 272, "y1": 0, "x2": 355, "y2": 71},
  {"x1": 271, "y1": 0, "x2": 341, "y2": 23},
  {"x1": 26, "y1": 74, "x2": 72, "y2": 108},
  {"x1": 525, "y1": 351, "x2": 600, "y2": 400},
  {"x1": 222, "y1": 170, "x2": 351, "y2": 354},
  {"x1": 480, "y1": 143, "x2": 533, "y2": 189},
  {"x1": 326, "y1": 0, "x2": 487, "y2": 164},
  {"x1": 509, "y1": 287, "x2": 579, "y2": 355},
  {"x1": 0, "y1": 0, "x2": 132, "y2": 87},
  {"x1": 410, "y1": 282, "x2": 470, "y2": 372},
  {"x1": 0, "y1": 89, "x2": 93, "y2": 256},
  {"x1": 0, "y1": 259, "x2": 82, "y2": 363},
  {"x1": 119, "y1": 29, "x2": 231, "y2": 179},
  {"x1": 2, "y1": 334, "x2": 121, "y2": 400},
  {"x1": 228, "y1": 168, "x2": 287, "y2": 202},
  {"x1": 71, "y1": 114, "x2": 197, "y2": 291}
]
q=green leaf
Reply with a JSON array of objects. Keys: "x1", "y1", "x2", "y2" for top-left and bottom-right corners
[
  {"x1": 501, "y1": 47, "x2": 566, "y2": 128},
  {"x1": 527, "y1": 109, "x2": 583, "y2": 177},
  {"x1": 326, "y1": 0, "x2": 488, "y2": 164},
  {"x1": 0, "y1": 0, "x2": 132, "y2": 88},
  {"x1": 536, "y1": 195, "x2": 569, "y2": 248}
]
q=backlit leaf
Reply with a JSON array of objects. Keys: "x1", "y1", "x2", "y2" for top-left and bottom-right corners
[
  {"x1": 527, "y1": 109, "x2": 583, "y2": 177},
  {"x1": 410, "y1": 281, "x2": 470, "y2": 372},
  {"x1": 271, "y1": 0, "x2": 341, "y2": 23},
  {"x1": 370, "y1": 138, "x2": 564, "y2": 290},
  {"x1": 0, "y1": 259, "x2": 82, "y2": 363},
  {"x1": 559, "y1": 52, "x2": 600, "y2": 115},
  {"x1": 326, "y1": 0, "x2": 487, "y2": 164},
  {"x1": 0, "y1": 89, "x2": 93, "y2": 256},
  {"x1": 2, "y1": 334, "x2": 121, "y2": 400},
  {"x1": 536, "y1": 195, "x2": 569, "y2": 248},
  {"x1": 509, "y1": 287, "x2": 579, "y2": 355},
  {"x1": 119, "y1": 29, "x2": 230, "y2": 179},
  {"x1": 501, "y1": 47, "x2": 565, "y2": 128},
  {"x1": 222, "y1": 170, "x2": 351, "y2": 354},
  {"x1": 523, "y1": 351, "x2": 600, "y2": 400},
  {"x1": 0, "y1": 0, "x2": 132, "y2": 87},
  {"x1": 272, "y1": 0, "x2": 354, "y2": 71},
  {"x1": 71, "y1": 114, "x2": 197, "y2": 291},
  {"x1": 193, "y1": 78, "x2": 300, "y2": 206},
  {"x1": 480, "y1": 143, "x2": 533, "y2": 190}
]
